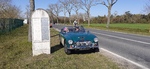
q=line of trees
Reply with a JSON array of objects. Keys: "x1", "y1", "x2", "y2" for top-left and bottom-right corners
[
  {"x1": 43, "y1": 11, "x2": 150, "y2": 24},
  {"x1": 47, "y1": 0, "x2": 150, "y2": 25},
  {"x1": 47, "y1": 0, "x2": 118, "y2": 27},
  {"x1": 91, "y1": 11, "x2": 150, "y2": 24}
]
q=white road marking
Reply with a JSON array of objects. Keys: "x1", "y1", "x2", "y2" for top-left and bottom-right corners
[
  {"x1": 54, "y1": 27, "x2": 149, "y2": 69},
  {"x1": 100, "y1": 48, "x2": 149, "y2": 69},
  {"x1": 92, "y1": 31, "x2": 150, "y2": 45}
]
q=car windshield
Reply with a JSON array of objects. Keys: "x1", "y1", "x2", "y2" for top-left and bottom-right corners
[
  {"x1": 73, "y1": 26, "x2": 85, "y2": 32},
  {"x1": 62, "y1": 26, "x2": 85, "y2": 33}
]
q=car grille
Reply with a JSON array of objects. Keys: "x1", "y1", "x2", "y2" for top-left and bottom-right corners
[{"x1": 75, "y1": 41, "x2": 92, "y2": 46}]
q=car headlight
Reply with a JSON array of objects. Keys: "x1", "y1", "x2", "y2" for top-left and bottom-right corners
[
  {"x1": 94, "y1": 38, "x2": 98, "y2": 42},
  {"x1": 68, "y1": 40, "x2": 73, "y2": 44},
  {"x1": 87, "y1": 41, "x2": 92, "y2": 45}
]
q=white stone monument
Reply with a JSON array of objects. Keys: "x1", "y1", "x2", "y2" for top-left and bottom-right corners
[{"x1": 31, "y1": 9, "x2": 50, "y2": 56}]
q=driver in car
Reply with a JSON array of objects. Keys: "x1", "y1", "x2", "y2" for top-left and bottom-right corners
[{"x1": 64, "y1": 27, "x2": 69, "y2": 33}]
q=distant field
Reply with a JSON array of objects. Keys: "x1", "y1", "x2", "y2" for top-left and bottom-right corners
[
  {"x1": 82, "y1": 23, "x2": 150, "y2": 35},
  {"x1": 83, "y1": 24, "x2": 149, "y2": 30}
]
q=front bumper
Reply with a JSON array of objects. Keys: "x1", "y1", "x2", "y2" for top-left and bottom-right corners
[
  {"x1": 68, "y1": 44, "x2": 99, "y2": 50},
  {"x1": 74, "y1": 46, "x2": 99, "y2": 50}
]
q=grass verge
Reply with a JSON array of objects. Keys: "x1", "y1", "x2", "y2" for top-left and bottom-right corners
[{"x1": 0, "y1": 25, "x2": 119, "y2": 69}]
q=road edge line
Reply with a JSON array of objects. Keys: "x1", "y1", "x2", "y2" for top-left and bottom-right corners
[{"x1": 100, "y1": 48, "x2": 149, "y2": 69}]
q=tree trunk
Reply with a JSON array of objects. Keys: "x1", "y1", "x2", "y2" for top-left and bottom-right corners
[
  {"x1": 28, "y1": 17, "x2": 32, "y2": 41},
  {"x1": 87, "y1": 10, "x2": 90, "y2": 26},
  {"x1": 51, "y1": 15, "x2": 54, "y2": 23},
  {"x1": 106, "y1": 7, "x2": 111, "y2": 28},
  {"x1": 88, "y1": 17, "x2": 90, "y2": 26},
  {"x1": 64, "y1": 13, "x2": 66, "y2": 24},
  {"x1": 76, "y1": 10, "x2": 79, "y2": 24},
  {"x1": 57, "y1": 17, "x2": 59, "y2": 23},
  {"x1": 69, "y1": 12, "x2": 71, "y2": 24},
  {"x1": 28, "y1": 0, "x2": 35, "y2": 42},
  {"x1": 64, "y1": 9, "x2": 66, "y2": 24}
]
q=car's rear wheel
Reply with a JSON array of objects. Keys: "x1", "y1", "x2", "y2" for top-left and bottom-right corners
[{"x1": 64, "y1": 44, "x2": 71, "y2": 55}]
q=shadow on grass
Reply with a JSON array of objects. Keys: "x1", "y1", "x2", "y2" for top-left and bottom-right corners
[
  {"x1": 50, "y1": 34, "x2": 59, "y2": 38},
  {"x1": 51, "y1": 44, "x2": 63, "y2": 53},
  {"x1": 71, "y1": 49, "x2": 96, "y2": 55}
]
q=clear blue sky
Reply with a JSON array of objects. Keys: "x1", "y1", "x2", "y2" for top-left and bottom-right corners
[{"x1": 12, "y1": 0, "x2": 149, "y2": 17}]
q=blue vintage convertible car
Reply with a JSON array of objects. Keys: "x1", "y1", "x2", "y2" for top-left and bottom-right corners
[{"x1": 59, "y1": 26, "x2": 99, "y2": 54}]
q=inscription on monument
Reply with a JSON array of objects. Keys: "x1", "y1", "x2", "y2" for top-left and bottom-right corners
[{"x1": 41, "y1": 18, "x2": 49, "y2": 40}]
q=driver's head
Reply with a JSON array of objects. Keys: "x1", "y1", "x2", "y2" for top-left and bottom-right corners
[{"x1": 64, "y1": 27, "x2": 69, "y2": 32}]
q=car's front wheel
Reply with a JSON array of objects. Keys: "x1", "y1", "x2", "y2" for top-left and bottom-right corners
[{"x1": 64, "y1": 44, "x2": 71, "y2": 55}]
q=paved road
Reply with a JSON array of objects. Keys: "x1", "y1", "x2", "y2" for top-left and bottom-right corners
[{"x1": 53, "y1": 24, "x2": 150, "y2": 69}]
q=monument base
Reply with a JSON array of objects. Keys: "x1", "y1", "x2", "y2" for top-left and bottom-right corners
[{"x1": 32, "y1": 41, "x2": 50, "y2": 56}]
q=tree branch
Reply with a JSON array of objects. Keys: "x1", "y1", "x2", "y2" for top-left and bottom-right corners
[
  {"x1": 100, "y1": 1, "x2": 108, "y2": 8},
  {"x1": 112, "y1": 0, "x2": 118, "y2": 6}
]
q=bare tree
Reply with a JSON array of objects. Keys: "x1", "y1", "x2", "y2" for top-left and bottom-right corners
[
  {"x1": 7, "y1": 5, "x2": 22, "y2": 18},
  {"x1": 28, "y1": 0, "x2": 35, "y2": 42},
  {"x1": 53, "y1": 3, "x2": 62, "y2": 23},
  {"x1": 59, "y1": 0, "x2": 67, "y2": 24},
  {"x1": 66, "y1": 0, "x2": 73, "y2": 24},
  {"x1": 25, "y1": 5, "x2": 30, "y2": 24},
  {"x1": 100, "y1": 0, "x2": 118, "y2": 28},
  {"x1": 48, "y1": 4, "x2": 62, "y2": 23},
  {"x1": 0, "y1": 0, "x2": 11, "y2": 18},
  {"x1": 47, "y1": 7, "x2": 55, "y2": 23},
  {"x1": 0, "y1": 0, "x2": 21, "y2": 18},
  {"x1": 144, "y1": 0, "x2": 150, "y2": 14},
  {"x1": 144, "y1": 0, "x2": 150, "y2": 32},
  {"x1": 0, "y1": 0, "x2": 22, "y2": 32},
  {"x1": 0, "y1": 0, "x2": 11, "y2": 11},
  {"x1": 72, "y1": 0, "x2": 81, "y2": 24},
  {"x1": 60, "y1": 0, "x2": 73, "y2": 24},
  {"x1": 79, "y1": 13, "x2": 88, "y2": 23},
  {"x1": 81, "y1": 0, "x2": 99, "y2": 26}
]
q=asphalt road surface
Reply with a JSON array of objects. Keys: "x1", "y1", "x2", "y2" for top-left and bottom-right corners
[{"x1": 53, "y1": 24, "x2": 150, "y2": 69}]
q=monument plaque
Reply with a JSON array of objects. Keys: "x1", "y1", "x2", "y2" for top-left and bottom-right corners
[
  {"x1": 41, "y1": 18, "x2": 49, "y2": 40},
  {"x1": 31, "y1": 9, "x2": 50, "y2": 56}
]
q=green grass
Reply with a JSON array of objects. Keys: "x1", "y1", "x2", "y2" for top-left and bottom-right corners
[
  {"x1": 0, "y1": 25, "x2": 120, "y2": 69},
  {"x1": 82, "y1": 23, "x2": 150, "y2": 35},
  {"x1": 0, "y1": 25, "x2": 32, "y2": 69}
]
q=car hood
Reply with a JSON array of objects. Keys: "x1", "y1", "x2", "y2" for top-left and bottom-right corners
[{"x1": 66, "y1": 32, "x2": 96, "y2": 42}]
